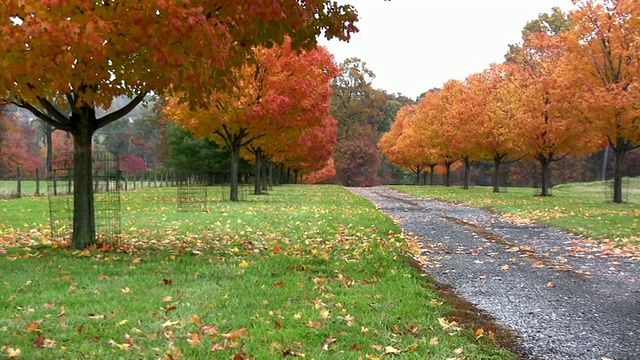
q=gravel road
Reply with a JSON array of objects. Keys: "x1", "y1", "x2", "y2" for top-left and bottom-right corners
[{"x1": 349, "y1": 186, "x2": 640, "y2": 360}]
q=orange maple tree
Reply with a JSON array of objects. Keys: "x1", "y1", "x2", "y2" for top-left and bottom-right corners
[
  {"x1": 165, "y1": 39, "x2": 338, "y2": 201},
  {"x1": 467, "y1": 64, "x2": 526, "y2": 193},
  {"x1": 379, "y1": 105, "x2": 431, "y2": 184},
  {"x1": 509, "y1": 32, "x2": 601, "y2": 195},
  {"x1": 0, "y1": 1, "x2": 357, "y2": 248},
  {"x1": 561, "y1": 0, "x2": 640, "y2": 203}
]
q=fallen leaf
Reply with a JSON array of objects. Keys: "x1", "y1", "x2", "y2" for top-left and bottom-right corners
[
  {"x1": 437, "y1": 317, "x2": 461, "y2": 333},
  {"x1": 211, "y1": 343, "x2": 225, "y2": 352},
  {"x1": 501, "y1": 264, "x2": 510, "y2": 270},
  {"x1": 307, "y1": 321, "x2": 323, "y2": 329},
  {"x1": 239, "y1": 260, "x2": 249, "y2": 268},
  {"x1": 221, "y1": 327, "x2": 247, "y2": 341},
  {"x1": 162, "y1": 320, "x2": 180, "y2": 328},
  {"x1": 33, "y1": 334, "x2": 45, "y2": 348},
  {"x1": 187, "y1": 332, "x2": 202, "y2": 347},
  {"x1": 121, "y1": 287, "x2": 131, "y2": 294},
  {"x1": 274, "y1": 281, "x2": 285, "y2": 287},
  {"x1": 199, "y1": 325, "x2": 219, "y2": 335},
  {"x1": 165, "y1": 305, "x2": 177, "y2": 314},
  {"x1": 404, "y1": 342, "x2": 419, "y2": 352},
  {"x1": 282, "y1": 348, "x2": 306, "y2": 357},
  {"x1": 384, "y1": 346, "x2": 401, "y2": 354},
  {"x1": 429, "y1": 336, "x2": 440, "y2": 345},
  {"x1": 320, "y1": 309, "x2": 331, "y2": 319},
  {"x1": 4, "y1": 346, "x2": 21, "y2": 358},
  {"x1": 546, "y1": 281, "x2": 555, "y2": 288},
  {"x1": 453, "y1": 347, "x2": 464, "y2": 354},
  {"x1": 475, "y1": 328, "x2": 485, "y2": 339},
  {"x1": 321, "y1": 337, "x2": 337, "y2": 351},
  {"x1": 57, "y1": 306, "x2": 67, "y2": 317},
  {"x1": 27, "y1": 320, "x2": 42, "y2": 333}
]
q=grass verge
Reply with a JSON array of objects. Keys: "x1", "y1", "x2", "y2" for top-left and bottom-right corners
[
  {"x1": 0, "y1": 185, "x2": 515, "y2": 359},
  {"x1": 390, "y1": 180, "x2": 639, "y2": 250}
]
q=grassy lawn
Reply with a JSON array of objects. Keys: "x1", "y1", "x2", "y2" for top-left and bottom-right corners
[
  {"x1": 0, "y1": 185, "x2": 513, "y2": 359},
  {"x1": 390, "y1": 179, "x2": 640, "y2": 249}
]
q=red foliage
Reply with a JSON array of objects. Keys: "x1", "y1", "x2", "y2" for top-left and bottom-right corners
[
  {"x1": 0, "y1": 112, "x2": 44, "y2": 178},
  {"x1": 303, "y1": 158, "x2": 337, "y2": 184},
  {"x1": 120, "y1": 154, "x2": 148, "y2": 175},
  {"x1": 334, "y1": 136, "x2": 381, "y2": 187}
]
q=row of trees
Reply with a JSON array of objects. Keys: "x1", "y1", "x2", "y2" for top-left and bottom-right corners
[
  {"x1": 164, "y1": 37, "x2": 339, "y2": 201},
  {"x1": 0, "y1": 1, "x2": 359, "y2": 249},
  {"x1": 380, "y1": 1, "x2": 639, "y2": 203}
]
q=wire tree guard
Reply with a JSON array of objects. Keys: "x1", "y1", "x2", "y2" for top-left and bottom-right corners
[
  {"x1": 177, "y1": 173, "x2": 209, "y2": 212},
  {"x1": 48, "y1": 151, "x2": 122, "y2": 246}
]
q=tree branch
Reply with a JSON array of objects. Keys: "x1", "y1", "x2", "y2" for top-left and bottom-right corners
[
  {"x1": 97, "y1": 92, "x2": 148, "y2": 128},
  {"x1": 14, "y1": 100, "x2": 73, "y2": 132},
  {"x1": 35, "y1": 97, "x2": 73, "y2": 125}
]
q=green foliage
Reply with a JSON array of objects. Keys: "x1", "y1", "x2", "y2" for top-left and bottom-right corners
[
  {"x1": 0, "y1": 185, "x2": 515, "y2": 359},
  {"x1": 166, "y1": 123, "x2": 249, "y2": 177}
]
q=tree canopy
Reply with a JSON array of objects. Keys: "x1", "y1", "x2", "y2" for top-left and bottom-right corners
[{"x1": 0, "y1": 0, "x2": 359, "y2": 248}]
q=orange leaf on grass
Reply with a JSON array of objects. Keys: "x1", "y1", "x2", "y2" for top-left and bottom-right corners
[{"x1": 221, "y1": 327, "x2": 247, "y2": 341}]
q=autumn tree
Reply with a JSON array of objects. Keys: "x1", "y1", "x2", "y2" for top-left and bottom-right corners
[
  {"x1": 331, "y1": 58, "x2": 398, "y2": 186},
  {"x1": 165, "y1": 39, "x2": 338, "y2": 201},
  {"x1": 506, "y1": 6, "x2": 572, "y2": 61},
  {"x1": 561, "y1": 0, "x2": 640, "y2": 203},
  {"x1": 273, "y1": 114, "x2": 339, "y2": 183},
  {"x1": 468, "y1": 65, "x2": 525, "y2": 193},
  {"x1": 0, "y1": 109, "x2": 44, "y2": 178},
  {"x1": 509, "y1": 33, "x2": 600, "y2": 196},
  {"x1": 0, "y1": 1, "x2": 357, "y2": 248}
]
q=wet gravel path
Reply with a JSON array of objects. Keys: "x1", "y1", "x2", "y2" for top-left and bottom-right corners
[{"x1": 349, "y1": 187, "x2": 640, "y2": 360}]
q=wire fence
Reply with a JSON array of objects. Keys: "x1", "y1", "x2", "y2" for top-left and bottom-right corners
[{"x1": 0, "y1": 166, "x2": 182, "y2": 198}]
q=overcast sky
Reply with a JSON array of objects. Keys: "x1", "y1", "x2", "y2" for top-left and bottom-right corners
[{"x1": 318, "y1": 0, "x2": 575, "y2": 99}]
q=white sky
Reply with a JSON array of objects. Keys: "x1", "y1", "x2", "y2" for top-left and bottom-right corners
[{"x1": 318, "y1": 0, "x2": 575, "y2": 99}]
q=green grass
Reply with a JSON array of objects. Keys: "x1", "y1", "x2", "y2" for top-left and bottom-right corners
[
  {"x1": 0, "y1": 185, "x2": 514, "y2": 359},
  {"x1": 0, "y1": 180, "x2": 46, "y2": 198},
  {"x1": 390, "y1": 179, "x2": 640, "y2": 248}
]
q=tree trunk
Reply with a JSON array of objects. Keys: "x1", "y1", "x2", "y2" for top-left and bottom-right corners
[
  {"x1": 444, "y1": 162, "x2": 452, "y2": 187},
  {"x1": 492, "y1": 156, "x2": 502, "y2": 193},
  {"x1": 45, "y1": 122, "x2": 53, "y2": 173},
  {"x1": 414, "y1": 166, "x2": 421, "y2": 185},
  {"x1": 612, "y1": 142, "x2": 627, "y2": 204},
  {"x1": 230, "y1": 145, "x2": 240, "y2": 201},
  {"x1": 538, "y1": 155, "x2": 552, "y2": 197},
  {"x1": 261, "y1": 158, "x2": 268, "y2": 191},
  {"x1": 429, "y1": 164, "x2": 436, "y2": 185},
  {"x1": 71, "y1": 121, "x2": 96, "y2": 249},
  {"x1": 253, "y1": 149, "x2": 262, "y2": 195},
  {"x1": 600, "y1": 145, "x2": 610, "y2": 182},
  {"x1": 463, "y1": 157, "x2": 471, "y2": 190}
]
